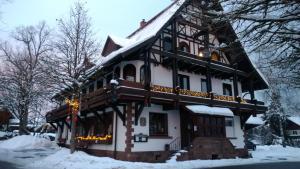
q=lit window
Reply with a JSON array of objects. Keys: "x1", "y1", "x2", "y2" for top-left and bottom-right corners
[{"x1": 211, "y1": 52, "x2": 221, "y2": 61}]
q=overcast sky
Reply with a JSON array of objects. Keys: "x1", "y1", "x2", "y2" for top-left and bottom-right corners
[{"x1": 0, "y1": 0, "x2": 171, "y2": 41}]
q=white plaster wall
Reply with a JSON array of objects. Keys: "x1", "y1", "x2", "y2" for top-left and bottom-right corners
[
  {"x1": 227, "y1": 116, "x2": 245, "y2": 149},
  {"x1": 152, "y1": 64, "x2": 173, "y2": 87},
  {"x1": 132, "y1": 104, "x2": 181, "y2": 152}
]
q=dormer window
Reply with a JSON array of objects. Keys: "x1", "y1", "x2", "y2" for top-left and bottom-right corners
[
  {"x1": 123, "y1": 64, "x2": 136, "y2": 82},
  {"x1": 179, "y1": 42, "x2": 190, "y2": 53}
]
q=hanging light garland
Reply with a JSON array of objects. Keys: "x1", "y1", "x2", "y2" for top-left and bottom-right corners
[{"x1": 76, "y1": 135, "x2": 112, "y2": 141}]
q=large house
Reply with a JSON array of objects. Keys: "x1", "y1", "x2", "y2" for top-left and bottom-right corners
[{"x1": 46, "y1": 0, "x2": 268, "y2": 162}]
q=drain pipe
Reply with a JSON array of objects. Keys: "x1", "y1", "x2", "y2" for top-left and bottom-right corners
[{"x1": 113, "y1": 111, "x2": 118, "y2": 159}]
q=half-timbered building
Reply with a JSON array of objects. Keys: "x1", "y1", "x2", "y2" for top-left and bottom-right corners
[{"x1": 46, "y1": 0, "x2": 268, "y2": 162}]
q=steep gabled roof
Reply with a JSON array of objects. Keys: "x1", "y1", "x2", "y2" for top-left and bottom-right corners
[
  {"x1": 88, "y1": 0, "x2": 186, "y2": 75},
  {"x1": 288, "y1": 116, "x2": 300, "y2": 126},
  {"x1": 89, "y1": 0, "x2": 268, "y2": 90}
]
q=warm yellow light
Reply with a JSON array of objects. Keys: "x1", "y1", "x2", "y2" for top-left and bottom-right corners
[
  {"x1": 76, "y1": 135, "x2": 112, "y2": 141},
  {"x1": 65, "y1": 98, "x2": 79, "y2": 111},
  {"x1": 198, "y1": 52, "x2": 203, "y2": 57}
]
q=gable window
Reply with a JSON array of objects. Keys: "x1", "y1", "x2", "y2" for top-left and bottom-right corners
[
  {"x1": 179, "y1": 42, "x2": 190, "y2": 53},
  {"x1": 89, "y1": 83, "x2": 95, "y2": 93},
  {"x1": 201, "y1": 79, "x2": 207, "y2": 92},
  {"x1": 149, "y1": 113, "x2": 168, "y2": 136},
  {"x1": 140, "y1": 65, "x2": 145, "y2": 84},
  {"x1": 163, "y1": 37, "x2": 173, "y2": 52},
  {"x1": 97, "y1": 79, "x2": 103, "y2": 89},
  {"x1": 123, "y1": 64, "x2": 136, "y2": 82},
  {"x1": 178, "y1": 74, "x2": 190, "y2": 90},
  {"x1": 223, "y1": 83, "x2": 232, "y2": 96}
]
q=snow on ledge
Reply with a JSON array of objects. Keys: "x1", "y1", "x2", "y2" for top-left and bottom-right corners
[
  {"x1": 246, "y1": 115, "x2": 264, "y2": 125},
  {"x1": 186, "y1": 105, "x2": 234, "y2": 117}
]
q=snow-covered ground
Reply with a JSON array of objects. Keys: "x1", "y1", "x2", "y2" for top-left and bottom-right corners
[{"x1": 1, "y1": 136, "x2": 300, "y2": 169}]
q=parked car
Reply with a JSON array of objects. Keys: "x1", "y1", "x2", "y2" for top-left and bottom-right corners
[{"x1": 246, "y1": 140, "x2": 257, "y2": 151}]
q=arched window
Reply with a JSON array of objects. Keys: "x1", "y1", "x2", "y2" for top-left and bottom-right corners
[
  {"x1": 114, "y1": 66, "x2": 120, "y2": 79},
  {"x1": 123, "y1": 64, "x2": 136, "y2": 82},
  {"x1": 179, "y1": 42, "x2": 190, "y2": 53},
  {"x1": 211, "y1": 52, "x2": 220, "y2": 61},
  {"x1": 163, "y1": 37, "x2": 172, "y2": 52},
  {"x1": 140, "y1": 65, "x2": 145, "y2": 84}
]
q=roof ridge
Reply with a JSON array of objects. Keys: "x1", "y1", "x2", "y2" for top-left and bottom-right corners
[{"x1": 127, "y1": 0, "x2": 179, "y2": 39}]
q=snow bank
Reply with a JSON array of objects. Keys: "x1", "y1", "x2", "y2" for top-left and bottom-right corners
[
  {"x1": 0, "y1": 131, "x2": 6, "y2": 137},
  {"x1": 28, "y1": 145, "x2": 300, "y2": 169},
  {"x1": 0, "y1": 135, "x2": 55, "y2": 150}
]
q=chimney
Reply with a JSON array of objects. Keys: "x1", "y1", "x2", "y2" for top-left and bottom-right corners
[{"x1": 140, "y1": 19, "x2": 147, "y2": 28}]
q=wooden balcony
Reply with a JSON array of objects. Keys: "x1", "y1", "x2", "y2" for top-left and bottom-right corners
[
  {"x1": 46, "y1": 104, "x2": 69, "y2": 123},
  {"x1": 80, "y1": 80, "x2": 267, "y2": 114}
]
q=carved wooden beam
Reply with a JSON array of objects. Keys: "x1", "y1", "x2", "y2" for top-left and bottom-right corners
[
  {"x1": 111, "y1": 104, "x2": 125, "y2": 126},
  {"x1": 134, "y1": 103, "x2": 145, "y2": 125}
]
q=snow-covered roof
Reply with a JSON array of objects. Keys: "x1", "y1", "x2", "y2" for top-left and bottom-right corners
[
  {"x1": 246, "y1": 115, "x2": 265, "y2": 125},
  {"x1": 186, "y1": 105, "x2": 234, "y2": 117},
  {"x1": 89, "y1": 0, "x2": 186, "y2": 75},
  {"x1": 109, "y1": 35, "x2": 134, "y2": 47},
  {"x1": 288, "y1": 116, "x2": 300, "y2": 126}
]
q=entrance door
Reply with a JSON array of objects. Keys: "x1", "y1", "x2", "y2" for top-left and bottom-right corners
[{"x1": 191, "y1": 115, "x2": 225, "y2": 138}]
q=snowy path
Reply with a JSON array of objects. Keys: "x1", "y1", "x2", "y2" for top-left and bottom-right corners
[{"x1": 1, "y1": 136, "x2": 300, "y2": 169}]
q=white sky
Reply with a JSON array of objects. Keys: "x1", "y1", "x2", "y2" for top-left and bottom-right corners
[{"x1": 0, "y1": 0, "x2": 171, "y2": 42}]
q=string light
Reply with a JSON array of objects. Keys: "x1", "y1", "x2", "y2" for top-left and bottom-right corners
[
  {"x1": 76, "y1": 135, "x2": 112, "y2": 141},
  {"x1": 151, "y1": 85, "x2": 247, "y2": 103}
]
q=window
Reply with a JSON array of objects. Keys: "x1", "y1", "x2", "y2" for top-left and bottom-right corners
[
  {"x1": 106, "y1": 74, "x2": 113, "y2": 85},
  {"x1": 163, "y1": 37, "x2": 172, "y2": 52},
  {"x1": 198, "y1": 47, "x2": 204, "y2": 57},
  {"x1": 97, "y1": 79, "x2": 103, "y2": 89},
  {"x1": 201, "y1": 79, "x2": 207, "y2": 92},
  {"x1": 123, "y1": 64, "x2": 136, "y2": 82},
  {"x1": 140, "y1": 65, "x2": 145, "y2": 84},
  {"x1": 223, "y1": 83, "x2": 232, "y2": 96},
  {"x1": 178, "y1": 74, "x2": 190, "y2": 90},
  {"x1": 149, "y1": 113, "x2": 168, "y2": 136},
  {"x1": 211, "y1": 52, "x2": 220, "y2": 61},
  {"x1": 89, "y1": 83, "x2": 94, "y2": 93},
  {"x1": 179, "y1": 42, "x2": 190, "y2": 53},
  {"x1": 225, "y1": 117, "x2": 233, "y2": 127},
  {"x1": 81, "y1": 88, "x2": 87, "y2": 95},
  {"x1": 114, "y1": 67, "x2": 120, "y2": 79},
  {"x1": 293, "y1": 131, "x2": 298, "y2": 135}
]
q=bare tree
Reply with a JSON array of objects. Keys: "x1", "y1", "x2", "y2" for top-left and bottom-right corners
[
  {"x1": 0, "y1": 22, "x2": 52, "y2": 135},
  {"x1": 215, "y1": 0, "x2": 300, "y2": 88},
  {"x1": 50, "y1": 1, "x2": 100, "y2": 153}
]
